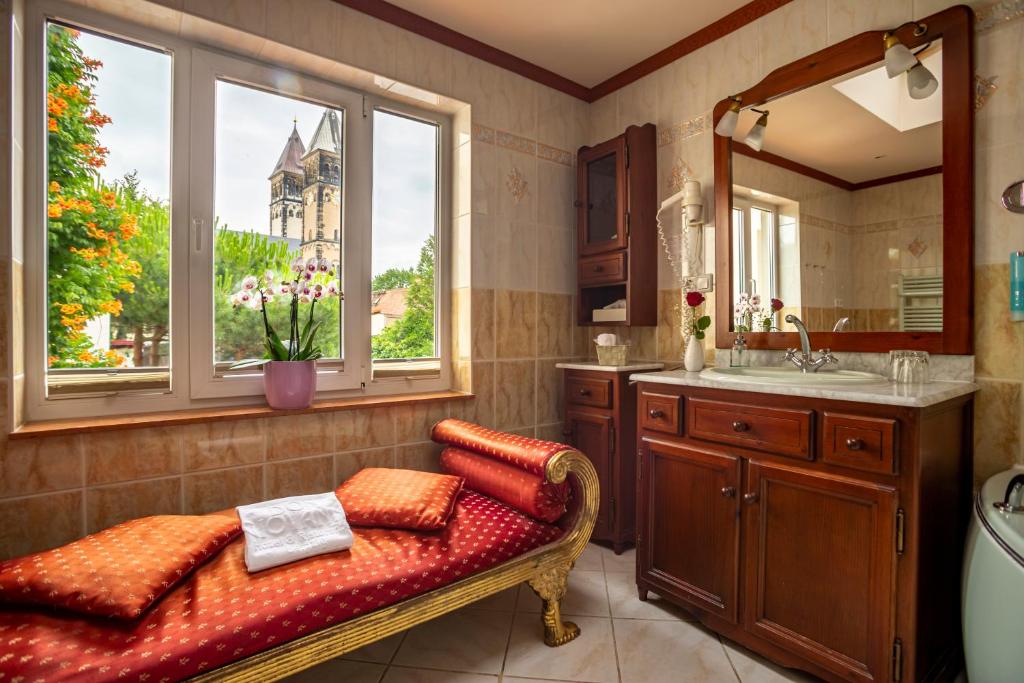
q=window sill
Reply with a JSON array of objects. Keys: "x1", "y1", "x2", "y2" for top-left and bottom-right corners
[{"x1": 10, "y1": 390, "x2": 473, "y2": 440}]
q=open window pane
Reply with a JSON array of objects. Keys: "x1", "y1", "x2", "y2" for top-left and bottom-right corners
[
  {"x1": 212, "y1": 81, "x2": 343, "y2": 365},
  {"x1": 370, "y1": 110, "x2": 439, "y2": 364},
  {"x1": 44, "y1": 23, "x2": 172, "y2": 395}
]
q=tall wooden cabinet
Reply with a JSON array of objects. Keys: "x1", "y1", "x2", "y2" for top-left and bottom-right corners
[
  {"x1": 635, "y1": 382, "x2": 974, "y2": 683},
  {"x1": 558, "y1": 363, "x2": 662, "y2": 553},
  {"x1": 575, "y1": 124, "x2": 657, "y2": 326}
]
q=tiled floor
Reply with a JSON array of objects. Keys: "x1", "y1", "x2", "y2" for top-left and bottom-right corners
[{"x1": 286, "y1": 543, "x2": 820, "y2": 683}]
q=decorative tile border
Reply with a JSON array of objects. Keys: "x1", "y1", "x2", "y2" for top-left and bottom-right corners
[
  {"x1": 471, "y1": 123, "x2": 495, "y2": 144},
  {"x1": 495, "y1": 130, "x2": 537, "y2": 156},
  {"x1": 658, "y1": 112, "x2": 710, "y2": 147},
  {"x1": 471, "y1": 124, "x2": 573, "y2": 166},
  {"x1": 975, "y1": 0, "x2": 1024, "y2": 33},
  {"x1": 537, "y1": 143, "x2": 573, "y2": 167}
]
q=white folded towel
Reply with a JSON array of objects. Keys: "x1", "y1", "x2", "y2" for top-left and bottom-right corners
[{"x1": 236, "y1": 492, "x2": 353, "y2": 572}]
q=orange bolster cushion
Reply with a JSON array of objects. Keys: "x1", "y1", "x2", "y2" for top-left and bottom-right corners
[
  {"x1": 432, "y1": 418, "x2": 569, "y2": 476},
  {"x1": 440, "y1": 447, "x2": 569, "y2": 523},
  {"x1": 336, "y1": 467, "x2": 464, "y2": 530},
  {"x1": 0, "y1": 514, "x2": 241, "y2": 620}
]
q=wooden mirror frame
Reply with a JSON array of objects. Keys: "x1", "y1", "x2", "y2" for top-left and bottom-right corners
[{"x1": 713, "y1": 5, "x2": 973, "y2": 355}]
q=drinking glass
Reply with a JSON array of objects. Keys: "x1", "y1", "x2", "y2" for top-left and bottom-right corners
[{"x1": 887, "y1": 350, "x2": 930, "y2": 384}]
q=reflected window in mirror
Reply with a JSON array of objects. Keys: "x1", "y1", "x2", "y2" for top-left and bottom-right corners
[{"x1": 728, "y1": 40, "x2": 944, "y2": 335}]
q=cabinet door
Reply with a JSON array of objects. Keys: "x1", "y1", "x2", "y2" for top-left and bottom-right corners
[
  {"x1": 566, "y1": 410, "x2": 613, "y2": 540},
  {"x1": 577, "y1": 137, "x2": 628, "y2": 256},
  {"x1": 743, "y1": 461, "x2": 897, "y2": 683},
  {"x1": 638, "y1": 438, "x2": 741, "y2": 622}
]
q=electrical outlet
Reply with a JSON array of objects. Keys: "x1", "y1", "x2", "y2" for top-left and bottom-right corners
[{"x1": 683, "y1": 274, "x2": 714, "y2": 293}]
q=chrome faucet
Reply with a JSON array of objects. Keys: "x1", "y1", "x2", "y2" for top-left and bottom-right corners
[
  {"x1": 832, "y1": 317, "x2": 851, "y2": 332},
  {"x1": 784, "y1": 314, "x2": 837, "y2": 373}
]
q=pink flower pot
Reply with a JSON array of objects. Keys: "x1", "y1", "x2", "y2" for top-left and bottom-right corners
[{"x1": 263, "y1": 360, "x2": 317, "y2": 409}]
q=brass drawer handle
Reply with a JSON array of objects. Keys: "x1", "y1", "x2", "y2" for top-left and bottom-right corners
[
  {"x1": 594, "y1": 265, "x2": 605, "y2": 272},
  {"x1": 743, "y1": 491, "x2": 759, "y2": 504},
  {"x1": 845, "y1": 438, "x2": 864, "y2": 451},
  {"x1": 721, "y1": 486, "x2": 736, "y2": 498},
  {"x1": 732, "y1": 421, "x2": 750, "y2": 433},
  {"x1": 648, "y1": 409, "x2": 665, "y2": 419},
  {"x1": 578, "y1": 388, "x2": 591, "y2": 397}
]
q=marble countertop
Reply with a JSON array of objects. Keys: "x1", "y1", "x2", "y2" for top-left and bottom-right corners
[
  {"x1": 556, "y1": 361, "x2": 666, "y2": 373},
  {"x1": 628, "y1": 369, "x2": 977, "y2": 407}
]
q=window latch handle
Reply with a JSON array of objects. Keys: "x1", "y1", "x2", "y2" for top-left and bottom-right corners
[{"x1": 192, "y1": 218, "x2": 204, "y2": 252}]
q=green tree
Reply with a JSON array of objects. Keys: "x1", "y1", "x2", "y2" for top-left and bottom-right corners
[
  {"x1": 46, "y1": 24, "x2": 145, "y2": 368},
  {"x1": 113, "y1": 175, "x2": 170, "y2": 366},
  {"x1": 372, "y1": 235, "x2": 435, "y2": 359},
  {"x1": 372, "y1": 267, "x2": 414, "y2": 292}
]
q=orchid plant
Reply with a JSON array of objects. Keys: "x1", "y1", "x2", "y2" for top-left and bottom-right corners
[
  {"x1": 734, "y1": 293, "x2": 784, "y2": 332},
  {"x1": 228, "y1": 257, "x2": 342, "y2": 369}
]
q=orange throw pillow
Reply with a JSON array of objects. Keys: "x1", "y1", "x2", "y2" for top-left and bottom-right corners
[
  {"x1": 336, "y1": 468, "x2": 464, "y2": 530},
  {"x1": 0, "y1": 514, "x2": 241, "y2": 620}
]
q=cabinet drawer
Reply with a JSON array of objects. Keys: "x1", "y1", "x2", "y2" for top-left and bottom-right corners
[
  {"x1": 687, "y1": 398, "x2": 813, "y2": 460},
  {"x1": 640, "y1": 392, "x2": 682, "y2": 434},
  {"x1": 578, "y1": 252, "x2": 626, "y2": 286},
  {"x1": 566, "y1": 376, "x2": 612, "y2": 408},
  {"x1": 821, "y1": 413, "x2": 897, "y2": 474}
]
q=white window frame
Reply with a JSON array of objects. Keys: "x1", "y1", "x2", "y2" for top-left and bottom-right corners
[{"x1": 22, "y1": 1, "x2": 452, "y2": 422}]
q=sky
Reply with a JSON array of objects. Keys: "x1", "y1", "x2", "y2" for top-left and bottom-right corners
[{"x1": 76, "y1": 27, "x2": 437, "y2": 277}]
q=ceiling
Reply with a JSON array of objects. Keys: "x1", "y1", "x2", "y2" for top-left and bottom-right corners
[
  {"x1": 731, "y1": 49, "x2": 943, "y2": 184},
  {"x1": 386, "y1": 0, "x2": 751, "y2": 87}
]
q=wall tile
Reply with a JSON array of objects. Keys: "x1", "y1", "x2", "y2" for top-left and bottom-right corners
[
  {"x1": 536, "y1": 225, "x2": 575, "y2": 295},
  {"x1": 537, "y1": 293, "x2": 573, "y2": 357},
  {"x1": 267, "y1": 413, "x2": 333, "y2": 460},
  {"x1": 973, "y1": 378, "x2": 1022, "y2": 486},
  {"x1": 86, "y1": 478, "x2": 182, "y2": 533},
  {"x1": 537, "y1": 160, "x2": 574, "y2": 229},
  {"x1": 975, "y1": 20, "x2": 1024, "y2": 150},
  {"x1": 496, "y1": 290, "x2": 537, "y2": 358},
  {"x1": 0, "y1": 435, "x2": 82, "y2": 498},
  {"x1": 451, "y1": 361, "x2": 496, "y2": 428},
  {"x1": 84, "y1": 427, "x2": 183, "y2": 485},
  {"x1": 975, "y1": 142, "x2": 1024, "y2": 265},
  {"x1": 759, "y1": 0, "x2": 828, "y2": 75},
  {"x1": 265, "y1": 0, "x2": 339, "y2": 62},
  {"x1": 974, "y1": 263, "x2": 1023, "y2": 380},
  {"x1": 395, "y1": 441, "x2": 444, "y2": 473},
  {"x1": 496, "y1": 148, "x2": 537, "y2": 222},
  {"x1": 335, "y1": 407, "x2": 396, "y2": 451},
  {"x1": 182, "y1": 419, "x2": 265, "y2": 471},
  {"x1": 495, "y1": 360, "x2": 536, "y2": 429},
  {"x1": 826, "y1": 0, "x2": 913, "y2": 44},
  {"x1": 470, "y1": 213, "x2": 496, "y2": 289},
  {"x1": 536, "y1": 422, "x2": 567, "y2": 443},
  {"x1": 472, "y1": 288, "x2": 496, "y2": 360},
  {"x1": 657, "y1": 289, "x2": 685, "y2": 362},
  {"x1": 471, "y1": 139, "x2": 497, "y2": 216},
  {"x1": 394, "y1": 28, "x2": 451, "y2": 95},
  {"x1": 536, "y1": 359, "x2": 565, "y2": 425},
  {"x1": 0, "y1": 491, "x2": 82, "y2": 559},
  {"x1": 335, "y1": 447, "x2": 395, "y2": 484},
  {"x1": 394, "y1": 401, "x2": 448, "y2": 444},
  {"x1": 493, "y1": 217, "x2": 538, "y2": 290},
  {"x1": 266, "y1": 455, "x2": 334, "y2": 498},
  {"x1": 184, "y1": 466, "x2": 263, "y2": 515}
]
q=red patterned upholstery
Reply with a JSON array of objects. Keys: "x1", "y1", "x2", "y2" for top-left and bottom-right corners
[
  {"x1": 0, "y1": 515, "x2": 240, "y2": 620},
  {"x1": 336, "y1": 468, "x2": 464, "y2": 530},
  {"x1": 0, "y1": 491, "x2": 562, "y2": 682},
  {"x1": 431, "y1": 419, "x2": 570, "y2": 476},
  {"x1": 440, "y1": 447, "x2": 568, "y2": 523}
]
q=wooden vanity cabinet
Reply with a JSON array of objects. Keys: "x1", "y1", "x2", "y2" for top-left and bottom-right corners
[
  {"x1": 562, "y1": 368, "x2": 639, "y2": 552},
  {"x1": 635, "y1": 384, "x2": 973, "y2": 683}
]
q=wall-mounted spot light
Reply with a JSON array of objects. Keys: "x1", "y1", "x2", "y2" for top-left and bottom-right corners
[
  {"x1": 714, "y1": 96, "x2": 742, "y2": 137},
  {"x1": 883, "y1": 22, "x2": 937, "y2": 100},
  {"x1": 743, "y1": 109, "x2": 769, "y2": 152}
]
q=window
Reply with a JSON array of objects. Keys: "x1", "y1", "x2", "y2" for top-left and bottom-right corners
[
  {"x1": 732, "y1": 199, "x2": 778, "y2": 301},
  {"x1": 25, "y1": 2, "x2": 450, "y2": 420}
]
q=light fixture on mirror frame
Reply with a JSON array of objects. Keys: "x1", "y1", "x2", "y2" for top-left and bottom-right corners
[
  {"x1": 882, "y1": 22, "x2": 938, "y2": 100},
  {"x1": 714, "y1": 96, "x2": 742, "y2": 137},
  {"x1": 743, "y1": 109, "x2": 769, "y2": 152}
]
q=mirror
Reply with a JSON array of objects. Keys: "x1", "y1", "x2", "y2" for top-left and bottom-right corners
[
  {"x1": 731, "y1": 43, "x2": 942, "y2": 334},
  {"x1": 714, "y1": 7, "x2": 973, "y2": 354}
]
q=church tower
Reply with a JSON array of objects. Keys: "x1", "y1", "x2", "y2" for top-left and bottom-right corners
[
  {"x1": 300, "y1": 109, "x2": 342, "y2": 265},
  {"x1": 268, "y1": 121, "x2": 305, "y2": 240}
]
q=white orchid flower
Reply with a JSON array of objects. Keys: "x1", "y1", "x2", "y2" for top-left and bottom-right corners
[
  {"x1": 241, "y1": 275, "x2": 259, "y2": 291},
  {"x1": 306, "y1": 257, "x2": 318, "y2": 272},
  {"x1": 291, "y1": 257, "x2": 305, "y2": 274}
]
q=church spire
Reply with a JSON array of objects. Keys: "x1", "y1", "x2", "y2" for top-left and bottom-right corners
[
  {"x1": 269, "y1": 122, "x2": 305, "y2": 178},
  {"x1": 306, "y1": 109, "x2": 341, "y2": 156}
]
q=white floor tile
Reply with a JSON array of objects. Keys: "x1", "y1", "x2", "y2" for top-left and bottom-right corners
[
  {"x1": 504, "y1": 613, "x2": 619, "y2": 683},
  {"x1": 515, "y1": 570, "x2": 610, "y2": 617},
  {"x1": 597, "y1": 546, "x2": 635, "y2": 574},
  {"x1": 392, "y1": 608, "x2": 513, "y2": 675},
  {"x1": 381, "y1": 666, "x2": 498, "y2": 682},
  {"x1": 574, "y1": 543, "x2": 605, "y2": 571},
  {"x1": 605, "y1": 571, "x2": 694, "y2": 621},
  {"x1": 283, "y1": 659, "x2": 386, "y2": 682},
  {"x1": 722, "y1": 640, "x2": 822, "y2": 682},
  {"x1": 342, "y1": 632, "x2": 407, "y2": 664},
  {"x1": 613, "y1": 618, "x2": 737, "y2": 683}
]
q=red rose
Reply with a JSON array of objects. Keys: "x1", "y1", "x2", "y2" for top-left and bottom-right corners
[
  {"x1": 770, "y1": 298, "x2": 783, "y2": 311},
  {"x1": 685, "y1": 291, "x2": 705, "y2": 308}
]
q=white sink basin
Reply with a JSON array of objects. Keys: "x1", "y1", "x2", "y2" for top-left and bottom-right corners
[{"x1": 702, "y1": 366, "x2": 888, "y2": 386}]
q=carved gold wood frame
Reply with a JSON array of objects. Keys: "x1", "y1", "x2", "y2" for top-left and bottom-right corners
[{"x1": 190, "y1": 450, "x2": 599, "y2": 682}]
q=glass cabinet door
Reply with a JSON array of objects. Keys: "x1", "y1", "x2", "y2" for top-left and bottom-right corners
[{"x1": 578, "y1": 137, "x2": 628, "y2": 255}]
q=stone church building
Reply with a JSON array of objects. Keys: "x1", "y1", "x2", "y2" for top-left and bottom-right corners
[{"x1": 268, "y1": 109, "x2": 342, "y2": 265}]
